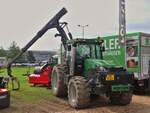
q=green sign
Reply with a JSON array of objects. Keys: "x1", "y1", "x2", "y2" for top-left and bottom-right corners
[
  {"x1": 103, "y1": 35, "x2": 125, "y2": 67},
  {"x1": 102, "y1": 32, "x2": 140, "y2": 72}
]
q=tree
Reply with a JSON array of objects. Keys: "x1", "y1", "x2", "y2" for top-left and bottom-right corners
[
  {"x1": 0, "y1": 46, "x2": 7, "y2": 57},
  {"x1": 26, "y1": 51, "x2": 36, "y2": 63},
  {"x1": 7, "y1": 41, "x2": 24, "y2": 63}
]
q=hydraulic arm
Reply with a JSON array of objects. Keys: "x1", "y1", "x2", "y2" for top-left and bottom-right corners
[{"x1": 6, "y1": 7, "x2": 72, "y2": 89}]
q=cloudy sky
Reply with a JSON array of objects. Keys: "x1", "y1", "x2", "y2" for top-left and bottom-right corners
[{"x1": 0, "y1": 0, "x2": 149, "y2": 50}]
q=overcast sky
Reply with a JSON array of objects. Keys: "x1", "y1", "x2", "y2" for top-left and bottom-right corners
[{"x1": 0, "y1": 0, "x2": 150, "y2": 50}]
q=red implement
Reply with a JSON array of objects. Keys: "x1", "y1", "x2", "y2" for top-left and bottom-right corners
[{"x1": 28, "y1": 65, "x2": 53, "y2": 86}]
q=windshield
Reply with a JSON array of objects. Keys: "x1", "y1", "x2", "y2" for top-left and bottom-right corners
[{"x1": 76, "y1": 44, "x2": 102, "y2": 59}]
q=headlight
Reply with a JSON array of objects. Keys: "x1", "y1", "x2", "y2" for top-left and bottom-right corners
[
  {"x1": 95, "y1": 65, "x2": 106, "y2": 71},
  {"x1": 99, "y1": 66, "x2": 106, "y2": 71}
]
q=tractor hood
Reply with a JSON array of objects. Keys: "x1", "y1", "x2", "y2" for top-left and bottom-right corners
[{"x1": 84, "y1": 59, "x2": 115, "y2": 73}]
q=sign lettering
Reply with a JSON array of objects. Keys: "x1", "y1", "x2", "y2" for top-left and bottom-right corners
[{"x1": 119, "y1": 0, "x2": 126, "y2": 44}]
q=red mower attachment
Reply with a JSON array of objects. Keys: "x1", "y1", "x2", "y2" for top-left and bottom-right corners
[{"x1": 28, "y1": 64, "x2": 53, "y2": 87}]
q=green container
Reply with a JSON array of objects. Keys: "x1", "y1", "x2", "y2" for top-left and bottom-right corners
[{"x1": 102, "y1": 32, "x2": 150, "y2": 81}]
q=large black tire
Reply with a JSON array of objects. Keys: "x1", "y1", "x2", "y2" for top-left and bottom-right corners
[
  {"x1": 110, "y1": 92, "x2": 132, "y2": 105},
  {"x1": 51, "y1": 65, "x2": 67, "y2": 97},
  {"x1": 68, "y1": 76, "x2": 90, "y2": 109}
]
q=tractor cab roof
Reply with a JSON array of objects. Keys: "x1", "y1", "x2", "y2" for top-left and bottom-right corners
[{"x1": 67, "y1": 37, "x2": 104, "y2": 45}]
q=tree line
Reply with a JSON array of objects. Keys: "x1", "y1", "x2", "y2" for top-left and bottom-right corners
[{"x1": 0, "y1": 41, "x2": 36, "y2": 63}]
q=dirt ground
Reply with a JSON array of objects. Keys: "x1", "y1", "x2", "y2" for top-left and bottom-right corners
[{"x1": 1, "y1": 94, "x2": 150, "y2": 113}]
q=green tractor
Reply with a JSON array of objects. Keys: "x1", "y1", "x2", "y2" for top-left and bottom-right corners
[
  {"x1": 51, "y1": 38, "x2": 134, "y2": 108},
  {"x1": 4, "y1": 0, "x2": 133, "y2": 109},
  {"x1": 6, "y1": 6, "x2": 133, "y2": 108},
  {"x1": 27, "y1": 7, "x2": 134, "y2": 109}
]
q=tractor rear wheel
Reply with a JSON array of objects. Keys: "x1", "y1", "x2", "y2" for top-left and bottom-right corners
[
  {"x1": 51, "y1": 65, "x2": 67, "y2": 97},
  {"x1": 68, "y1": 76, "x2": 90, "y2": 109},
  {"x1": 110, "y1": 92, "x2": 132, "y2": 105}
]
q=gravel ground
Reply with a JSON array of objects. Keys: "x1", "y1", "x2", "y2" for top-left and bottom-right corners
[{"x1": 1, "y1": 94, "x2": 150, "y2": 113}]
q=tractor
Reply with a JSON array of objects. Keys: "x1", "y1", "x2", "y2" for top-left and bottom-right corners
[
  {"x1": 5, "y1": 1, "x2": 134, "y2": 109},
  {"x1": 51, "y1": 38, "x2": 133, "y2": 108},
  {"x1": 51, "y1": 1, "x2": 134, "y2": 108}
]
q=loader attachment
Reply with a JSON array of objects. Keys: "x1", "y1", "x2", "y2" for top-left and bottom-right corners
[{"x1": 6, "y1": 7, "x2": 69, "y2": 90}]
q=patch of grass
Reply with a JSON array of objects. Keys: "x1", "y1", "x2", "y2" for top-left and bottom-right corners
[{"x1": 0, "y1": 67, "x2": 56, "y2": 104}]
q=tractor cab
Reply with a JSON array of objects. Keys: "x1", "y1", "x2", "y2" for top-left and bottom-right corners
[
  {"x1": 64, "y1": 38, "x2": 109, "y2": 76},
  {"x1": 53, "y1": 37, "x2": 134, "y2": 108},
  {"x1": 75, "y1": 39, "x2": 104, "y2": 59}
]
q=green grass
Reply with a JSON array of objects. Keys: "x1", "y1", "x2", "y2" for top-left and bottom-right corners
[{"x1": 0, "y1": 67, "x2": 55, "y2": 104}]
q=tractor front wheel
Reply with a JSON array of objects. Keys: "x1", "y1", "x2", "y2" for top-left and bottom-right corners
[{"x1": 68, "y1": 76, "x2": 90, "y2": 109}]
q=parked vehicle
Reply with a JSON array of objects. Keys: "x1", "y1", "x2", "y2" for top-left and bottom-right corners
[
  {"x1": 0, "y1": 77, "x2": 10, "y2": 109},
  {"x1": 102, "y1": 32, "x2": 150, "y2": 92}
]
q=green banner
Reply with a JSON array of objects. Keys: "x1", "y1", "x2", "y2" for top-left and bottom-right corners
[{"x1": 102, "y1": 32, "x2": 140, "y2": 72}]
